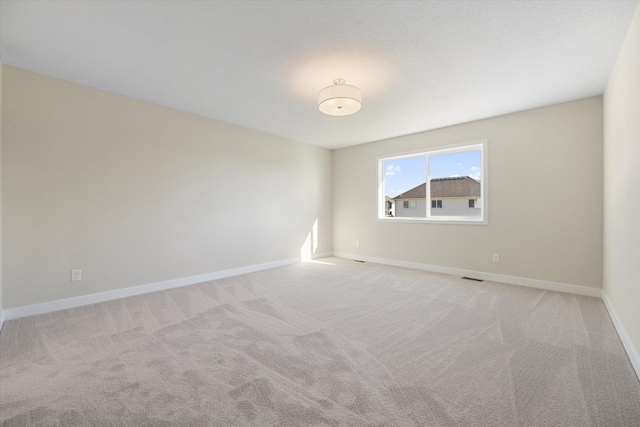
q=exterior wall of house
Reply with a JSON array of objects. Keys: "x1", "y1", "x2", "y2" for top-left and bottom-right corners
[
  {"x1": 394, "y1": 198, "x2": 481, "y2": 218},
  {"x1": 394, "y1": 199, "x2": 426, "y2": 217},
  {"x1": 432, "y1": 198, "x2": 481, "y2": 217}
]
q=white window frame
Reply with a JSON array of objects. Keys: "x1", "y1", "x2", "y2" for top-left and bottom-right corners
[{"x1": 377, "y1": 139, "x2": 488, "y2": 225}]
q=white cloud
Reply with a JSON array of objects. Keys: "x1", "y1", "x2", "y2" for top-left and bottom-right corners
[
  {"x1": 385, "y1": 164, "x2": 402, "y2": 176},
  {"x1": 450, "y1": 174, "x2": 461, "y2": 177},
  {"x1": 470, "y1": 166, "x2": 480, "y2": 171},
  {"x1": 456, "y1": 162, "x2": 462, "y2": 166}
]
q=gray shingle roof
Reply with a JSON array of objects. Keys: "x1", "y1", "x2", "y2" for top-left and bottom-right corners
[{"x1": 393, "y1": 176, "x2": 480, "y2": 200}]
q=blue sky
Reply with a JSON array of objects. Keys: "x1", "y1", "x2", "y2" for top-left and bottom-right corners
[{"x1": 384, "y1": 150, "x2": 481, "y2": 197}]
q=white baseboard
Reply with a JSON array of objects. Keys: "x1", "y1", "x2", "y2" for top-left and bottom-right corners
[
  {"x1": 312, "y1": 252, "x2": 334, "y2": 260},
  {"x1": 3, "y1": 254, "x2": 331, "y2": 322},
  {"x1": 333, "y1": 252, "x2": 602, "y2": 298},
  {"x1": 602, "y1": 291, "x2": 640, "y2": 381},
  {"x1": 302, "y1": 251, "x2": 334, "y2": 262},
  {"x1": 2, "y1": 250, "x2": 636, "y2": 382}
]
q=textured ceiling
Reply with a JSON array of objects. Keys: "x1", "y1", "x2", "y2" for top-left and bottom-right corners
[{"x1": 0, "y1": 1, "x2": 638, "y2": 149}]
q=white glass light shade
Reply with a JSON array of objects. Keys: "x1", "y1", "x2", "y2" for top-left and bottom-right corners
[{"x1": 318, "y1": 80, "x2": 361, "y2": 116}]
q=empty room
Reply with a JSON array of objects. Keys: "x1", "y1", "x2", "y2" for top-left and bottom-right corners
[{"x1": 1, "y1": 1, "x2": 639, "y2": 425}]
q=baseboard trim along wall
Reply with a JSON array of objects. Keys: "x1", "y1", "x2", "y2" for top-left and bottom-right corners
[
  {"x1": 333, "y1": 252, "x2": 602, "y2": 298},
  {"x1": 602, "y1": 291, "x2": 640, "y2": 381},
  {"x1": 3, "y1": 251, "x2": 638, "y2": 382},
  {"x1": 3, "y1": 252, "x2": 333, "y2": 322}
]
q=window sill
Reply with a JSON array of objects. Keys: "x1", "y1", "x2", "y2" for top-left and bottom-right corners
[{"x1": 378, "y1": 217, "x2": 487, "y2": 225}]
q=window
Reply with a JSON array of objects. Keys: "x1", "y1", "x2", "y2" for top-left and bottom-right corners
[{"x1": 378, "y1": 140, "x2": 487, "y2": 224}]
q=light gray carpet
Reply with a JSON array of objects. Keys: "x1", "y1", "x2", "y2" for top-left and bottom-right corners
[{"x1": 1, "y1": 257, "x2": 639, "y2": 426}]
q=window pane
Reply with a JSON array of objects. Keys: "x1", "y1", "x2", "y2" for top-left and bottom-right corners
[
  {"x1": 383, "y1": 156, "x2": 426, "y2": 218},
  {"x1": 429, "y1": 150, "x2": 481, "y2": 217},
  {"x1": 379, "y1": 141, "x2": 486, "y2": 223}
]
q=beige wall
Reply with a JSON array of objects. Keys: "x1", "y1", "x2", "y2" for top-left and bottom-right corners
[
  {"x1": 603, "y1": 5, "x2": 640, "y2": 361},
  {"x1": 333, "y1": 97, "x2": 603, "y2": 288},
  {"x1": 1, "y1": 66, "x2": 332, "y2": 309},
  {"x1": 0, "y1": 61, "x2": 3, "y2": 320}
]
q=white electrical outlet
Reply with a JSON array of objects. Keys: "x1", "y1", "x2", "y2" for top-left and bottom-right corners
[
  {"x1": 355, "y1": 240, "x2": 360, "y2": 247},
  {"x1": 71, "y1": 269, "x2": 82, "y2": 282},
  {"x1": 492, "y1": 254, "x2": 500, "y2": 263}
]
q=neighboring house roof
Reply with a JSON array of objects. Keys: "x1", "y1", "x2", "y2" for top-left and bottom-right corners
[{"x1": 393, "y1": 176, "x2": 480, "y2": 200}]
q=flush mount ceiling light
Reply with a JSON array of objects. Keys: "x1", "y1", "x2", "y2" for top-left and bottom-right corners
[{"x1": 318, "y1": 78, "x2": 361, "y2": 116}]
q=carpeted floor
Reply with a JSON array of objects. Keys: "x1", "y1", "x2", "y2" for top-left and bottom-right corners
[{"x1": 1, "y1": 257, "x2": 639, "y2": 426}]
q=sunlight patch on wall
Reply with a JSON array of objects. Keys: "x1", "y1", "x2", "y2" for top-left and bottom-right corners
[
  {"x1": 300, "y1": 232, "x2": 312, "y2": 261},
  {"x1": 313, "y1": 219, "x2": 318, "y2": 253},
  {"x1": 300, "y1": 219, "x2": 320, "y2": 262}
]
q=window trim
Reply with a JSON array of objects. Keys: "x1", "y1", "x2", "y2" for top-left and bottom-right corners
[{"x1": 377, "y1": 139, "x2": 488, "y2": 225}]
